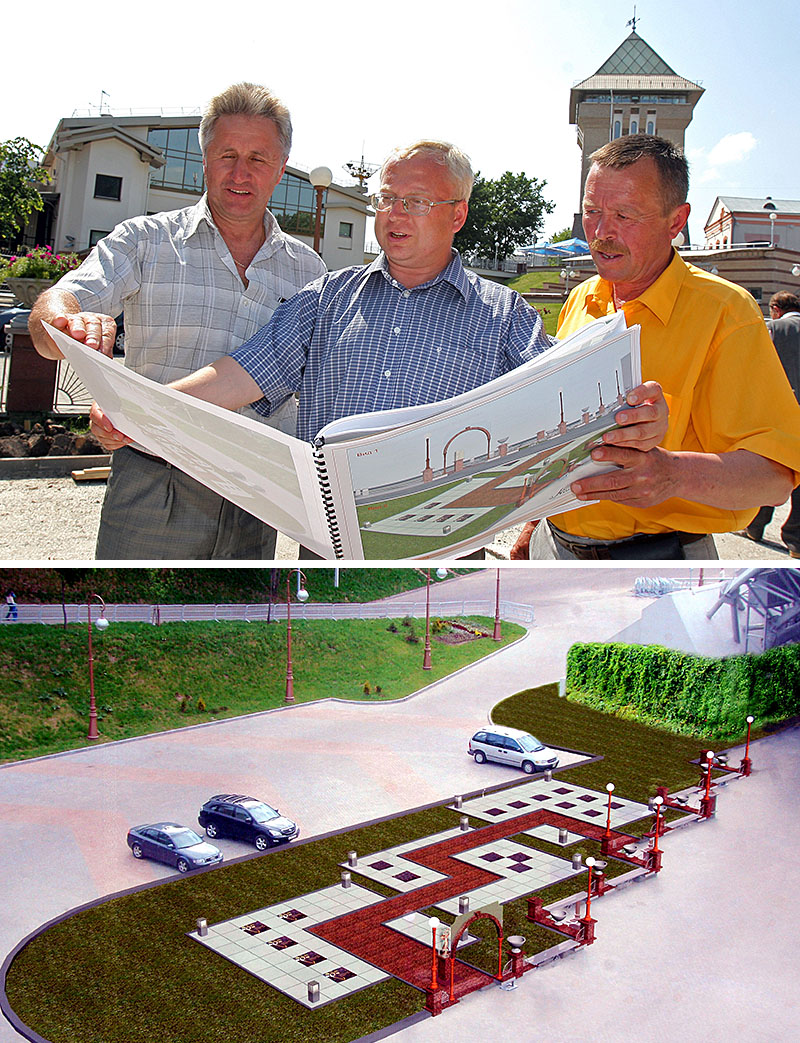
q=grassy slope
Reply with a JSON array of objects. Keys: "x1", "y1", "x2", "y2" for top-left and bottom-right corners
[{"x1": 0, "y1": 617, "x2": 523, "y2": 762}]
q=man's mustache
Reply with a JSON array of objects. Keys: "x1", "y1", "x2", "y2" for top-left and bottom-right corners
[{"x1": 590, "y1": 239, "x2": 630, "y2": 256}]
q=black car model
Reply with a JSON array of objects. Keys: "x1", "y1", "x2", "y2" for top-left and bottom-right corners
[
  {"x1": 198, "y1": 794, "x2": 299, "y2": 850},
  {"x1": 126, "y1": 821, "x2": 223, "y2": 872}
]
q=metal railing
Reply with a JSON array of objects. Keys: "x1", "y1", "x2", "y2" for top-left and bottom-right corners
[{"x1": 2, "y1": 599, "x2": 534, "y2": 626}]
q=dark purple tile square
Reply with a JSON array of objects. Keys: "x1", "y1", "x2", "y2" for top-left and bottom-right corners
[
  {"x1": 610, "y1": 801, "x2": 625, "y2": 810},
  {"x1": 508, "y1": 800, "x2": 529, "y2": 809},
  {"x1": 294, "y1": 951, "x2": 325, "y2": 966},
  {"x1": 554, "y1": 787, "x2": 573, "y2": 795},
  {"x1": 509, "y1": 852, "x2": 532, "y2": 862},
  {"x1": 369, "y1": 860, "x2": 392, "y2": 871},
  {"x1": 326, "y1": 967, "x2": 356, "y2": 982},
  {"x1": 585, "y1": 809, "x2": 602, "y2": 817},
  {"x1": 241, "y1": 921, "x2": 270, "y2": 935},
  {"x1": 269, "y1": 936, "x2": 297, "y2": 950},
  {"x1": 579, "y1": 795, "x2": 597, "y2": 803},
  {"x1": 556, "y1": 801, "x2": 576, "y2": 809},
  {"x1": 533, "y1": 794, "x2": 550, "y2": 802},
  {"x1": 279, "y1": 908, "x2": 307, "y2": 922},
  {"x1": 394, "y1": 870, "x2": 420, "y2": 883},
  {"x1": 509, "y1": 862, "x2": 532, "y2": 873},
  {"x1": 481, "y1": 852, "x2": 503, "y2": 862},
  {"x1": 485, "y1": 807, "x2": 506, "y2": 817}
]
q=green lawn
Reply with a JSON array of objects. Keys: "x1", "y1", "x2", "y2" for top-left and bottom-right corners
[
  {"x1": 4, "y1": 682, "x2": 752, "y2": 1043},
  {"x1": 0, "y1": 616, "x2": 523, "y2": 763}
]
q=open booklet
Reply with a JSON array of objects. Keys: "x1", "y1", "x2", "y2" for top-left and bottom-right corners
[{"x1": 46, "y1": 311, "x2": 640, "y2": 559}]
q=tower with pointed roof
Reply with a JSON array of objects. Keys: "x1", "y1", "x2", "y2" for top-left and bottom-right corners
[{"x1": 569, "y1": 30, "x2": 704, "y2": 236}]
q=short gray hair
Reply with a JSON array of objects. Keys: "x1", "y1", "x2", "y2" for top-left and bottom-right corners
[
  {"x1": 199, "y1": 82, "x2": 292, "y2": 157},
  {"x1": 380, "y1": 140, "x2": 474, "y2": 200}
]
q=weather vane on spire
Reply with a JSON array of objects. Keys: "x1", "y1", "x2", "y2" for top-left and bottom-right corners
[{"x1": 627, "y1": 5, "x2": 638, "y2": 32}]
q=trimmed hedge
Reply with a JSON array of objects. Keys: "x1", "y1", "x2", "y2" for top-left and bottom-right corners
[{"x1": 566, "y1": 641, "x2": 800, "y2": 739}]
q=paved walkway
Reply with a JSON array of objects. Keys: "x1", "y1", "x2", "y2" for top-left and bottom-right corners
[{"x1": 0, "y1": 568, "x2": 794, "y2": 1042}]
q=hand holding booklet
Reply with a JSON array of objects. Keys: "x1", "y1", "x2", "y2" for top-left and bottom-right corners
[{"x1": 46, "y1": 313, "x2": 640, "y2": 559}]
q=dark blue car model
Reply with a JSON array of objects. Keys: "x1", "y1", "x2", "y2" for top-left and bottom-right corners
[{"x1": 126, "y1": 821, "x2": 223, "y2": 873}]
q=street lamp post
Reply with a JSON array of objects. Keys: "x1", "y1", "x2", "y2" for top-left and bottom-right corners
[
  {"x1": 428, "y1": 917, "x2": 440, "y2": 990},
  {"x1": 86, "y1": 594, "x2": 109, "y2": 741},
  {"x1": 423, "y1": 567, "x2": 447, "y2": 670},
  {"x1": 493, "y1": 569, "x2": 502, "y2": 641},
  {"x1": 769, "y1": 211, "x2": 777, "y2": 246},
  {"x1": 285, "y1": 570, "x2": 309, "y2": 704},
  {"x1": 700, "y1": 750, "x2": 716, "y2": 819},
  {"x1": 601, "y1": 782, "x2": 615, "y2": 853},
  {"x1": 741, "y1": 715, "x2": 755, "y2": 776},
  {"x1": 309, "y1": 166, "x2": 333, "y2": 256}
]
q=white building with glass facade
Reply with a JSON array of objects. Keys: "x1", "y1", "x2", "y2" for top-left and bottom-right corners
[{"x1": 32, "y1": 114, "x2": 369, "y2": 270}]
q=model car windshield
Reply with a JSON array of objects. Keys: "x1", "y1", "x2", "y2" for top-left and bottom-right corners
[
  {"x1": 168, "y1": 828, "x2": 204, "y2": 848},
  {"x1": 245, "y1": 802, "x2": 280, "y2": 823},
  {"x1": 518, "y1": 735, "x2": 545, "y2": 752}
]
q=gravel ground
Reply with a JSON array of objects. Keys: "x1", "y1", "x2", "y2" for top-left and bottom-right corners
[{"x1": 1, "y1": 473, "x2": 794, "y2": 561}]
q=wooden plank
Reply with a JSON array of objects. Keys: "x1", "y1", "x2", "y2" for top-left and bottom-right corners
[{"x1": 71, "y1": 466, "x2": 111, "y2": 482}]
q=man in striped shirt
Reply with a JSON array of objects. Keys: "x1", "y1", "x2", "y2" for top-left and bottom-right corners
[{"x1": 29, "y1": 83, "x2": 325, "y2": 560}]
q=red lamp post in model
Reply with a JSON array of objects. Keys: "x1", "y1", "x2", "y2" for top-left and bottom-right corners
[
  {"x1": 86, "y1": 594, "x2": 109, "y2": 741},
  {"x1": 700, "y1": 750, "x2": 717, "y2": 819},
  {"x1": 740, "y1": 715, "x2": 755, "y2": 776},
  {"x1": 428, "y1": 917, "x2": 440, "y2": 990},
  {"x1": 578, "y1": 855, "x2": 597, "y2": 944},
  {"x1": 493, "y1": 568, "x2": 502, "y2": 641},
  {"x1": 284, "y1": 570, "x2": 309, "y2": 704},
  {"x1": 648, "y1": 795, "x2": 664, "y2": 872},
  {"x1": 423, "y1": 568, "x2": 448, "y2": 671},
  {"x1": 601, "y1": 782, "x2": 615, "y2": 853}
]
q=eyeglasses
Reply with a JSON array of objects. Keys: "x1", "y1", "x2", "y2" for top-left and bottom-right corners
[{"x1": 370, "y1": 193, "x2": 460, "y2": 216}]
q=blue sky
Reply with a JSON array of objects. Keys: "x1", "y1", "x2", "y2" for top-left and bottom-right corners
[{"x1": 4, "y1": 0, "x2": 797, "y2": 243}]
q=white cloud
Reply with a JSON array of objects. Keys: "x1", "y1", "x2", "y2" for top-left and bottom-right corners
[{"x1": 706, "y1": 132, "x2": 757, "y2": 166}]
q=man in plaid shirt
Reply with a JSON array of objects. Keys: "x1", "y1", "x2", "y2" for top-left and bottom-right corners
[{"x1": 30, "y1": 83, "x2": 324, "y2": 560}]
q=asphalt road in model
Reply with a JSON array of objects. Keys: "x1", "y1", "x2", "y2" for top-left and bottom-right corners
[{"x1": 1, "y1": 567, "x2": 795, "y2": 1043}]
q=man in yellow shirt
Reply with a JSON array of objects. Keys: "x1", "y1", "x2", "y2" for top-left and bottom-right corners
[{"x1": 513, "y1": 134, "x2": 800, "y2": 560}]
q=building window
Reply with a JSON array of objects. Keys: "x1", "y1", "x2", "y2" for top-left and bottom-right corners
[
  {"x1": 747, "y1": 287, "x2": 763, "y2": 302},
  {"x1": 89, "y1": 229, "x2": 111, "y2": 247},
  {"x1": 148, "y1": 126, "x2": 204, "y2": 193},
  {"x1": 630, "y1": 118, "x2": 639, "y2": 134},
  {"x1": 613, "y1": 119, "x2": 622, "y2": 139},
  {"x1": 339, "y1": 221, "x2": 353, "y2": 239},
  {"x1": 268, "y1": 171, "x2": 322, "y2": 236},
  {"x1": 646, "y1": 112, "x2": 656, "y2": 135},
  {"x1": 94, "y1": 174, "x2": 122, "y2": 200}
]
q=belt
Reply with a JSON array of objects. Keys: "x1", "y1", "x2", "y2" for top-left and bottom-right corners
[
  {"x1": 548, "y1": 522, "x2": 707, "y2": 561},
  {"x1": 126, "y1": 446, "x2": 171, "y2": 467}
]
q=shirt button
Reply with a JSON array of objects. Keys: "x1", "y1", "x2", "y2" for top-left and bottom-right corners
[
  {"x1": 384, "y1": 370, "x2": 391, "y2": 378},
  {"x1": 393, "y1": 327, "x2": 401, "y2": 334},
  {"x1": 402, "y1": 290, "x2": 410, "y2": 298}
]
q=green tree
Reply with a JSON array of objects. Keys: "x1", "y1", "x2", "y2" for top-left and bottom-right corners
[
  {"x1": 455, "y1": 170, "x2": 554, "y2": 266},
  {"x1": 549, "y1": 227, "x2": 573, "y2": 243},
  {"x1": 0, "y1": 137, "x2": 51, "y2": 246}
]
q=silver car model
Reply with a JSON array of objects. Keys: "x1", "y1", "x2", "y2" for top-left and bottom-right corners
[{"x1": 469, "y1": 726, "x2": 560, "y2": 774}]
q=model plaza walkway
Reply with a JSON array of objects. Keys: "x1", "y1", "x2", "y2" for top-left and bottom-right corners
[{"x1": 193, "y1": 773, "x2": 690, "y2": 1014}]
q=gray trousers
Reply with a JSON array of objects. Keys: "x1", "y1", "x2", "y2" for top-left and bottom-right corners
[{"x1": 95, "y1": 447, "x2": 277, "y2": 560}]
